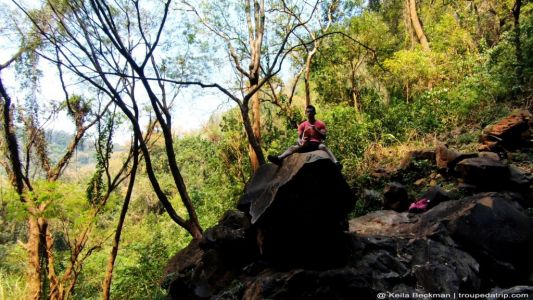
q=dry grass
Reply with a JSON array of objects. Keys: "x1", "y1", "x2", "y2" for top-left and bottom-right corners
[
  {"x1": 354, "y1": 130, "x2": 439, "y2": 175},
  {"x1": 0, "y1": 271, "x2": 26, "y2": 300}
]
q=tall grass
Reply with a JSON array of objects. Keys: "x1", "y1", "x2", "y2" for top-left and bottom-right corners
[{"x1": 0, "y1": 271, "x2": 27, "y2": 300}]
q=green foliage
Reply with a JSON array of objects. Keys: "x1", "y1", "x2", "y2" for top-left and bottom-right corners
[
  {"x1": 110, "y1": 225, "x2": 171, "y2": 300},
  {"x1": 86, "y1": 114, "x2": 114, "y2": 206},
  {"x1": 383, "y1": 49, "x2": 437, "y2": 100},
  {"x1": 0, "y1": 243, "x2": 27, "y2": 275},
  {"x1": 348, "y1": 11, "x2": 399, "y2": 54},
  {"x1": 0, "y1": 270, "x2": 27, "y2": 300},
  {"x1": 0, "y1": 243, "x2": 28, "y2": 300},
  {"x1": 428, "y1": 13, "x2": 476, "y2": 55},
  {"x1": 174, "y1": 133, "x2": 242, "y2": 228},
  {"x1": 313, "y1": 95, "x2": 445, "y2": 177},
  {"x1": 261, "y1": 105, "x2": 302, "y2": 157},
  {"x1": 523, "y1": 5, "x2": 533, "y2": 76},
  {"x1": 312, "y1": 12, "x2": 397, "y2": 106},
  {"x1": 45, "y1": 130, "x2": 95, "y2": 166},
  {"x1": 86, "y1": 168, "x2": 104, "y2": 206},
  {"x1": 69, "y1": 251, "x2": 107, "y2": 299},
  {"x1": 2, "y1": 188, "x2": 27, "y2": 223}
]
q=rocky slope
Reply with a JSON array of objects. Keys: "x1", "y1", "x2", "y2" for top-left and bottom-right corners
[{"x1": 162, "y1": 111, "x2": 533, "y2": 300}]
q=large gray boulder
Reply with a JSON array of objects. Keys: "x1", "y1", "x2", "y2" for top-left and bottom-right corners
[
  {"x1": 419, "y1": 192, "x2": 533, "y2": 283},
  {"x1": 239, "y1": 151, "x2": 354, "y2": 224},
  {"x1": 163, "y1": 211, "x2": 257, "y2": 299},
  {"x1": 239, "y1": 151, "x2": 355, "y2": 266},
  {"x1": 455, "y1": 157, "x2": 510, "y2": 188},
  {"x1": 350, "y1": 192, "x2": 533, "y2": 292}
]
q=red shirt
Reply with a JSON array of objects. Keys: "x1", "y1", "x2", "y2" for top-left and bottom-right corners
[{"x1": 298, "y1": 120, "x2": 326, "y2": 143}]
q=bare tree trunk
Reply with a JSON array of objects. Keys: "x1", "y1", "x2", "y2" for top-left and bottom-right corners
[
  {"x1": 349, "y1": 60, "x2": 360, "y2": 113},
  {"x1": 304, "y1": 48, "x2": 317, "y2": 107},
  {"x1": 404, "y1": 0, "x2": 417, "y2": 48},
  {"x1": 250, "y1": 91, "x2": 261, "y2": 171},
  {"x1": 351, "y1": 88, "x2": 359, "y2": 113},
  {"x1": 406, "y1": 83, "x2": 410, "y2": 103},
  {"x1": 27, "y1": 216, "x2": 44, "y2": 300},
  {"x1": 240, "y1": 104, "x2": 265, "y2": 168},
  {"x1": 407, "y1": 0, "x2": 430, "y2": 51},
  {"x1": 244, "y1": 0, "x2": 266, "y2": 171},
  {"x1": 44, "y1": 217, "x2": 62, "y2": 300}
]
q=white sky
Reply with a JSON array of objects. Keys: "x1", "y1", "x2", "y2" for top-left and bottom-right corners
[
  {"x1": 0, "y1": 0, "x2": 303, "y2": 144},
  {"x1": 1, "y1": 55, "x2": 229, "y2": 143},
  {"x1": 0, "y1": 0, "x2": 234, "y2": 141}
]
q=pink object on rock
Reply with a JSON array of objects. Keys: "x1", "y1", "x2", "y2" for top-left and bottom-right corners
[{"x1": 408, "y1": 198, "x2": 429, "y2": 213}]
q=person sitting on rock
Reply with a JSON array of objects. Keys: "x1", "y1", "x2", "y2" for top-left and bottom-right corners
[{"x1": 268, "y1": 105, "x2": 342, "y2": 169}]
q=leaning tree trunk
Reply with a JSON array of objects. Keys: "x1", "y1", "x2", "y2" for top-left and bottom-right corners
[
  {"x1": 1, "y1": 78, "x2": 48, "y2": 300},
  {"x1": 240, "y1": 104, "x2": 265, "y2": 171},
  {"x1": 406, "y1": 0, "x2": 430, "y2": 51}
]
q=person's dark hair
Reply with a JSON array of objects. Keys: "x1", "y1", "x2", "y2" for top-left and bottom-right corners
[{"x1": 305, "y1": 105, "x2": 316, "y2": 114}]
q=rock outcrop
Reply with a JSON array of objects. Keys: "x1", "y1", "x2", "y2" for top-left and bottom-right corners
[
  {"x1": 163, "y1": 112, "x2": 533, "y2": 299},
  {"x1": 164, "y1": 191, "x2": 533, "y2": 299},
  {"x1": 163, "y1": 161, "x2": 532, "y2": 299},
  {"x1": 383, "y1": 182, "x2": 410, "y2": 212},
  {"x1": 480, "y1": 110, "x2": 532, "y2": 151}
]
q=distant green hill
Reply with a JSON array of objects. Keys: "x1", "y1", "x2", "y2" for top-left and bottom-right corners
[
  {"x1": 46, "y1": 130, "x2": 96, "y2": 166},
  {"x1": 46, "y1": 130, "x2": 128, "y2": 166}
]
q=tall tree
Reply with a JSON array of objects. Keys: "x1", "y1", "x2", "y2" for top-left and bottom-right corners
[
  {"x1": 16, "y1": 0, "x2": 204, "y2": 240},
  {"x1": 102, "y1": 136, "x2": 140, "y2": 300},
  {"x1": 309, "y1": 9, "x2": 387, "y2": 109},
  {"x1": 247, "y1": 0, "x2": 266, "y2": 171},
  {"x1": 301, "y1": 0, "x2": 338, "y2": 107},
  {"x1": 0, "y1": 8, "x2": 109, "y2": 295},
  {"x1": 183, "y1": 0, "x2": 324, "y2": 171},
  {"x1": 0, "y1": 55, "x2": 108, "y2": 299}
]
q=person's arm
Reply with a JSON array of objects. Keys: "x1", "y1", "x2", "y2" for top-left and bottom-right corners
[
  {"x1": 312, "y1": 121, "x2": 327, "y2": 140},
  {"x1": 297, "y1": 122, "x2": 305, "y2": 145}
]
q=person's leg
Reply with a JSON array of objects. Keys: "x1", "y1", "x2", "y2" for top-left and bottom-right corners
[
  {"x1": 318, "y1": 143, "x2": 342, "y2": 169},
  {"x1": 279, "y1": 145, "x2": 300, "y2": 159},
  {"x1": 268, "y1": 145, "x2": 300, "y2": 165},
  {"x1": 297, "y1": 141, "x2": 319, "y2": 153}
]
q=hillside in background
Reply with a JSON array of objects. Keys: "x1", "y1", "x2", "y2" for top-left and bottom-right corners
[
  {"x1": 46, "y1": 130, "x2": 95, "y2": 166},
  {"x1": 45, "y1": 130, "x2": 127, "y2": 167},
  {"x1": 0, "y1": 0, "x2": 532, "y2": 299}
]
